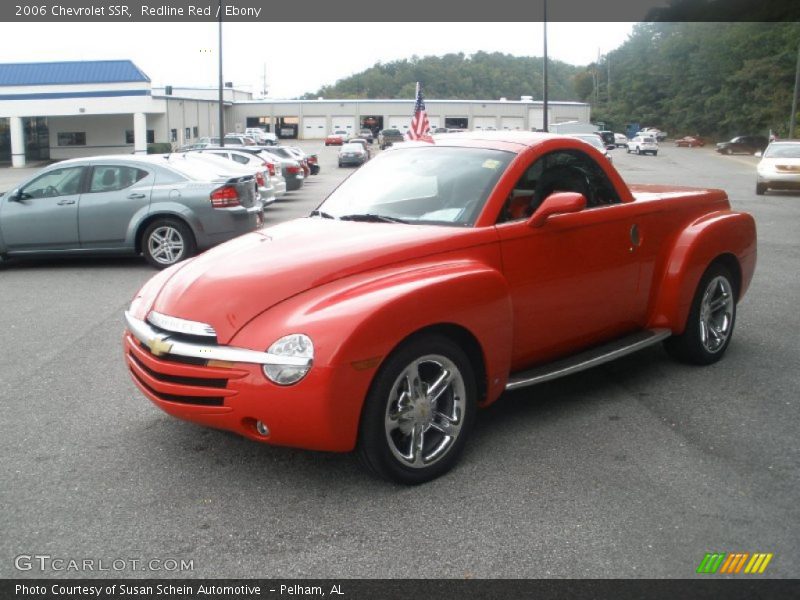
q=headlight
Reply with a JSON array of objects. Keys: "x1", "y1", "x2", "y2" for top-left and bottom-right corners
[{"x1": 262, "y1": 334, "x2": 314, "y2": 385}]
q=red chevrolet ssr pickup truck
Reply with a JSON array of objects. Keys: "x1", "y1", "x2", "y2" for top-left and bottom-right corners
[{"x1": 123, "y1": 132, "x2": 756, "y2": 484}]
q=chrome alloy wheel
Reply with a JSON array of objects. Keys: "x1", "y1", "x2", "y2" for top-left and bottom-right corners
[
  {"x1": 384, "y1": 354, "x2": 466, "y2": 469},
  {"x1": 147, "y1": 225, "x2": 185, "y2": 266},
  {"x1": 699, "y1": 275, "x2": 734, "y2": 353}
]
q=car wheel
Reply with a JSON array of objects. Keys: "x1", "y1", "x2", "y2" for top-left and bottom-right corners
[
  {"x1": 357, "y1": 334, "x2": 477, "y2": 484},
  {"x1": 664, "y1": 263, "x2": 737, "y2": 365},
  {"x1": 626, "y1": 147, "x2": 631, "y2": 154},
  {"x1": 652, "y1": 151, "x2": 658, "y2": 156},
  {"x1": 724, "y1": 148, "x2": 732, "y2": 155},
  {"x1": 756, "y1": 183, "x2": 767, "y2": 195},
  {"x1": 636, "y1": 147, "x2": 641, "y2": 155},
  {"x1": 141, "y1": 218, "x2": 196, "y2": 269}
]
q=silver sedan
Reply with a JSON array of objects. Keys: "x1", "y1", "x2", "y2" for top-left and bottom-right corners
[{"x1": 0, "y1": 155, "x2": 262, "y2": 268}]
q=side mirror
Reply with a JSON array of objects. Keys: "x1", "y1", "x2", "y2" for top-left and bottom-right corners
[
  {"x1": 528, "y1": 192, "x2": 586, "y2": 228},
  {"x1": 5, "y1": 189, "x2": 20, "y2": 201}
]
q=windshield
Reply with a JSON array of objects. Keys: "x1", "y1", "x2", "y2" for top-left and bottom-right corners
[
  {"x1": 764, "y1": 143, "x2": 800, "y2": 158},
  {"x1": 316, "y1": 145, "x2": 513, "y2": 226}
]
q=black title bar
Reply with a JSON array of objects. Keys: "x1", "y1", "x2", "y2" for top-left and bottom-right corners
[{"x1": 1, "y1": 0, "x2": 799, "y2": 22}]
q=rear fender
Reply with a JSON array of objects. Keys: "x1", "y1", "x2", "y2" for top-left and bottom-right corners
[{"x1": 648, "y1": 211, "x2": 756, "y2": 333}]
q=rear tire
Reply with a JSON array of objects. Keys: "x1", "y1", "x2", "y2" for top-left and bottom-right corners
[
  {"x1": 664, "y1": 263, "x2": 737, "y2": 365},
  {"x1": 756, "y1": 183, "x2": 767, "y2": 195},
  {"x1": 357, "y1": 334, "x2": 477, "y2": 485},
  {"x1": 636, "y1": 147, "x2": 641, "y2": 155},
  {"x1": 141, "y1": 218, "x2": 196, "y2": 269}
]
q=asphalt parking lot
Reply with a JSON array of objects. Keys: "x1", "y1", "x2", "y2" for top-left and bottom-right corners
[{"x1": 1, "y1": 140, "x2": 798, "y2": 579}]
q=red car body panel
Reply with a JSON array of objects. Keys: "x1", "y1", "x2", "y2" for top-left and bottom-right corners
[{"x1": 124, "y1": 132, "x2": 757, "y2": 453}]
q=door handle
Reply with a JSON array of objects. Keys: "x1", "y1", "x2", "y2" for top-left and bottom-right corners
[
  {"x1": 57, "y1": 199, "x2": 76, "y2": 205},
  {"x1": 629, "y1": 224, "x2": 641, "y2": 252},
  {"x1": 127, "y1": 193, "x2": 146, "y2": 199}
]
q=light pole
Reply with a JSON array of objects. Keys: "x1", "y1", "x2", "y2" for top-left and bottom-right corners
[
  {"x1": 542, "y1": 0, "x2": 548, "y2": 132},
  {"x1": 218, "y1": 0, "x2": 225, "y2": 146},
  {"x1": 790, "y1": 41, "x2": 799, "y2": 139}
]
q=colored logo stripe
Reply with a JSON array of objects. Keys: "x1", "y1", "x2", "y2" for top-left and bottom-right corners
[
  {"x1": 697, "y1": 552, "x2": 773, "y2": 574},
  {"x1": 745, "y1": 553, "x2": 773, "y2": 574},
  {"x1": 697, "y1": 553, "x2": 726, "y2": 574}
]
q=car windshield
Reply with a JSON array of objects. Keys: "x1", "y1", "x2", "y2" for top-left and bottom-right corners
[
  {"x1": 341, "y1": 144, "x2": 363, "y2": 153},
  {"x1": 316, "y1": 145, "x2": 513, "y2": 226},
  {"x1": 764, "y1": 143, "x2": 800, "y2": 158}
]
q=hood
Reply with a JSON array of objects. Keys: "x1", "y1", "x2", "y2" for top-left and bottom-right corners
[{"x1": 150, "y1": 218, "x2": 485, "y2": 343}]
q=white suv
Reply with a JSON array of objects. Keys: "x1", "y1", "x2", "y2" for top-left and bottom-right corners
[{"x1": 627, "y1": 135, "x2": 659, "y2": 156}]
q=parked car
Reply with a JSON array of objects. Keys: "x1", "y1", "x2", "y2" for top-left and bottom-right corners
[
  {"x1": 347, "y1": 138, "x2": 371, "y2": 159},
  {"x1": 259, "y1": 147, "x2": 305, "y2": 191},
  {"x1": 0, "y1": 155, "x2": 261, "y2": 268},
  {"x1": 756, "y1": 140, "x2": 800, "y2": 195},
  {"x1": 264, "y1": 146, "x2": 310, "y2": 177},
  {"x1": 305, "y1": 153, "x2": 320, "y2": 175},
  {"x1": 614, "y1": 133, "x2": 628, "y2": 148},
  {"x1": 596, "y1": 131, "x2": 616, "y2": 149},
  {"x1": 224, "y1": 134, "x2": 257, "y2": 146},
  {"x1": 198, "y1": 145, "x2": 287, "y2": 199},
  {"x1": 244, "y1": 128, "x2": 278, "y2": 146},
  {"x1": 716, "y1": 135, "x2": 769, "y2": 155},
  {"x1": 123, "y1": 132, "x2": 756, "y2": 484},
  {"x1": 183, "y1": 149, "x2": 277, "y2": 207},
  {"x1": 675, "y1": 136, "x2": 706, "y2": 147},
  {"x1": 637, "y1": 127, "x2": 667, "y2": 141},
  {"x1": 627, "y1": 135, "x2": 659, "y2": 156},
  {"x1": 325, "y1": 131, "x2": 348, "y2": 146},
  {"x1": 378, "y1": 128, "x2": 405, "y2": 149},
  {"x1": 338, "y1": 143, "x2": 369, "y2": 167},
  {"x1": 357, "y1": 129, "x2": 375, "y2": 144},
  {"x1": 569, "y1": 133, "x2": 613, "y2": 163}
]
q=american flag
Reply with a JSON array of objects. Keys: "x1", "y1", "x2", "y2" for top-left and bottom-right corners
[{"x1": 407, "y1": 82, "x2": 432, "y2": 142}]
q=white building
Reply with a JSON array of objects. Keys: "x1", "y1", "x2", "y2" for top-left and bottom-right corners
[{"x1": 0, "y1": 60, "x2": 591, "y2": 167}]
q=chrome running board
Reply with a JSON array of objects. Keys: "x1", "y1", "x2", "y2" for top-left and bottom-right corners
[{"x1": 505, "y1": 328, "x2": 672, "y2": 391}]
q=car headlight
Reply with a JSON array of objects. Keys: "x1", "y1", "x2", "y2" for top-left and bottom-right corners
[{"x1": 262, "y1": 334, "x2": 314, "y2": 385}]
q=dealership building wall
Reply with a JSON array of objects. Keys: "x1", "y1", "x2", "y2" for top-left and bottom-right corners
[{"x1": 1, "y1": 60, "x2": 592, "y2": 165}]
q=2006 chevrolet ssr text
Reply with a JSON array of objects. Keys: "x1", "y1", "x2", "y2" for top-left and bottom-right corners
[{"x1": 123, "y1": 132, "x2": 756, "y2": 484}]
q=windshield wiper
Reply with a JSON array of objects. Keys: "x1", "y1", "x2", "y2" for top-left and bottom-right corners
[
  {"x1": 309, "y1": 210, "x2": 336, "y2": 219},
  {"x1": 339, "y1": 213, "x2": 408, "y2": 224}
]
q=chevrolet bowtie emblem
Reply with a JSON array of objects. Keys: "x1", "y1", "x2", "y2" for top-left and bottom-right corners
[{"x1": 146, "y1": 334, "x2": 173, "y2": 357}]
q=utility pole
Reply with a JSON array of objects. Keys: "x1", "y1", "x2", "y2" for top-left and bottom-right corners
[
  {"x1": 218, "y1": 0, "x2": 225, "y2": 146},
  {"x1": 790, "y1": 41, "x2": 799, "y2": 139},
  {"x1": 607, "y1": 54, "x2": 611, "y2": 103},
  {"x1": 542, "y1": 0, "x2": 548, "y2": 132}
]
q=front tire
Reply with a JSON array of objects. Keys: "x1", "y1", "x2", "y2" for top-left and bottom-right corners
[
  {"x1": 141, "y1": 218, "x2": 196, "y2": 269},
  {"x1": 664, "y1": 263, "x2": 737, "y2": 365},
  {"x1": 357, "y1": 334, "x2": 477, "y2": 484},
  {"x1": 636, "y1": 147, "x2": 641, "y2": 155},
  {"x1": 756, "y1": 183, "x2": 767, "y2": 195}
]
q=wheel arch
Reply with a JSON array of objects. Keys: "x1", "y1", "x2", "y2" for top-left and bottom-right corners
[
  {"x1": 647, "y1": 211, "x2": 756, "y2": 333},
  {"x1": 133, "y1": 212, "x2": 197, "y2": 255}
]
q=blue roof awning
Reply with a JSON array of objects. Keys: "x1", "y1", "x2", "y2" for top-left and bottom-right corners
[{"x1": 0, "y1": 60, "x2": 151, "y2": 87}]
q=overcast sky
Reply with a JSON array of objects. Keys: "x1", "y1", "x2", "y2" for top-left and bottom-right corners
[{"x1": 1, "y1": 22, "x2": 635, "y2": 98}]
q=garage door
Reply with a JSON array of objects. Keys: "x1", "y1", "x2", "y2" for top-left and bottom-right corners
[
  {"x1": 473, "y1": 117, "x2": 497, "y2": 130},
  {"x1": 528, "y1": 108, "x2": 544, "y2": 131},
  {"x1": 388, "y1": 116, "x2": 411, "y2": 132},
  {"x1": 302, "y1": 117, "x2": 326, "y2": 139},
  {"x1": 501, "y1": 117, "x2": 524, "y2": 131},
  {"x1": 331, "y1": 116, "x2": 356, "y2": 135}
]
